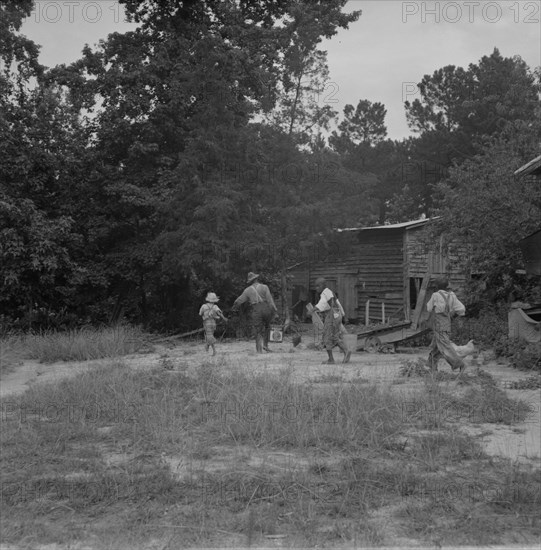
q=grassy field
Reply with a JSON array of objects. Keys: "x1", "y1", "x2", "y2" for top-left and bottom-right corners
[
  {"x1": 1, "y1": 348, "x2": 539, "y2": 549},
  {"x1": 0, "y1": 334, "x2": 25, "y2": 377},
  {"x1": 0, "y1": 325, "x2": 144, "y2": 376}
]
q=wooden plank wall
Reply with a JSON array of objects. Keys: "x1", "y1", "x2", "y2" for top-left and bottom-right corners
[
  {"x1": 520, "y1": 229, "x2": 541, "y2": 276},
  {"x1": 353, "y1": 230, "x2": 405, "y2": 322},
  {"x1": 289, "y1": 230, "x2": 406, "y2": 322},
  {"x1": 284, "y1": 268, "x2": 310, "y2": 318},
  {"x1": 287, "y1": 225, "x2": 472, "y2": 324},
  {"x1": 405, "y1": 227, "x2": 468, "y2": 292}
]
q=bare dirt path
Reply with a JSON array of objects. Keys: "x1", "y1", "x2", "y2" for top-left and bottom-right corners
[
  {"x1": 1, "y1": 338, "x2": 539, "y2": 466},
  {"x1": 0, "y1": 339, "x2": 420, "y2": 397}
]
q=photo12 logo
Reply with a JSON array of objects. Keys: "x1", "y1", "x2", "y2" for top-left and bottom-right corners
[
  {"x1": 402, "y1": 1, "x2": 540, "y2": 24},
  {"x1": 200, "y1": 400, "x2": 339, "y2": 425},
  {"x1": 198, "y1": 160, "x2": 338, "y2": 186},
  {"x1": 1, "y1": 400, "x2": 138, "y2": 424},
  {"x1": 32, "y1": 1, "x2": 124, "y2": 24}
]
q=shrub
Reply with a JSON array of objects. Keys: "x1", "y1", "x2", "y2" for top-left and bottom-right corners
[
  {"x1": 510, "y1": 343, "x2": 541, "y2": 372},
  {"x1": 493, "y1": 337, "x2": 541, "y2": 371},
  {"x1": 451, "y1": 307, "x2": 540, "y2": 371},
  {"x1": 493, "y1": 335, "x2": 526, "y2": 358},
  {"x1": 451, "y1": 307, "x2": 507, "y2": 348},
  {"x1": 399, "y1": 358, "x2": 429, "y2": 377}
]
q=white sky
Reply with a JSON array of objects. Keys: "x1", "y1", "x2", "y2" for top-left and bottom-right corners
[{"x1": 21, "y1": 0, "x2": 541, "y2": 141}]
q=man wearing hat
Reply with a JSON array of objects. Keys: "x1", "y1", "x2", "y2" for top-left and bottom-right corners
[
  {"x1": 232, "y1": 272, "x2": 278, "y2": 353},
  {"x1": 426, "y1": 277, "x2": 466, "y2": 371},
  {"x1": 199, "y1": 292, "x2": 228, "y2": 356}
]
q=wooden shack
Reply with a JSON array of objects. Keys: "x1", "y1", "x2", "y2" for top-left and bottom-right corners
[
  {"x1": 519, "y1": 229, "x2": 541, "y2": 277},
  {"x1": 515, "y1": 154, "x2": 541, "y2": 276},
  {"x1": 288, "y1": 218, "x2": 466, "y2": 324}
]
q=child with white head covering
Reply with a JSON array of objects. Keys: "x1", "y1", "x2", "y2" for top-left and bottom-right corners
[{"x1": 199, "y1": 292, "x2": 227, "y2": 356}]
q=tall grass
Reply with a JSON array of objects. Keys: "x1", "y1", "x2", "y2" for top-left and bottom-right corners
[
  {"x1": 2, "y1": 360, "x2": 539, "y2": 548},
  {"x1": 10, "y1": 362, "x2": 406, "y2": 452},
  {"x1": 0, "y1": 333, "x2": 26, "y2": 375},
  {"x1": 19, "y1": 325, "x2": 145, "y2": 363},
  {"x1": 190, "y1": 364, "x2": 405, "y2": 450},
  {"x1": 399, "y1": 371, "x2": 534, "y2": 429}
]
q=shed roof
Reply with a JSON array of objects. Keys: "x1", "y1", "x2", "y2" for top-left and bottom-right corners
[
  {"x1": 514, "y1": 154, "x2": 541, "y2": 178},
  {"x1": 337, "y1": 218, "x2": 431, "y2": 233}
]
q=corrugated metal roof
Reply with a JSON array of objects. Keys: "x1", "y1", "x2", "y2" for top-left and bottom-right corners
[
  {"x1": 337, "y1": 218, "x2": 432, "y2": 233},
  {"x1": 514, "y1": 154, "x2": 541, "y2": 178}
]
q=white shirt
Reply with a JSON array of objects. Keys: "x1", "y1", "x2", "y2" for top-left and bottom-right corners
[
  {"x1": 427, "y1": 290, "x2": 465, "y2": 316},
  {"x1": 315, "y1": 288, "x2": 334, "y2": 312}
]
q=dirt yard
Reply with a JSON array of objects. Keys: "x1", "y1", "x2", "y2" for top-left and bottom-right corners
[
  {"x1": 1, "y1": 335, "x2": 540, "y2": 549},
  {"x1": 2, "y1": 337, "x2": 539, "y2": 466}
]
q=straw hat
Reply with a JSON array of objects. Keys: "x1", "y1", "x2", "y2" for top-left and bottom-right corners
[
  {"x1": 246, "y1": 272, "x2": 259, "y2": 283},
  {"x1": 205, "y1": 292, "x2": 219, "y2": 303}
]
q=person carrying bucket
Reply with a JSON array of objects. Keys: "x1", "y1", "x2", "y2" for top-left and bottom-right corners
[
  {"x1": 232, "y1": 272, "x2": 278, "y2": 353},
  {"x1": 313, "y1": 277, "x2": 351, "y2": 364}
]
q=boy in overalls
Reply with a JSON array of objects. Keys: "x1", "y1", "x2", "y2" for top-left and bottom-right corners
[
  {"x1": 199, "y1": 292, "x2": 227, "y2": 356},
  {"x1": 426, "y1": 278, "x2": 466, "y2": 371}
]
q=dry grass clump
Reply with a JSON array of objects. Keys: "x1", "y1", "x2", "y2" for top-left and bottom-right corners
[
  {"x1": 3, "y1": 325, "x2": 145, "y2": 364},
  {"x1": 399, "y1": 369, "x2": 533, "y2": 429},
  {"x1": 1, "y1": 359, "x2": 539, "y2": 549},
  {"x1": 0, "y1": 333, "x2": 26, "y2": 375}
]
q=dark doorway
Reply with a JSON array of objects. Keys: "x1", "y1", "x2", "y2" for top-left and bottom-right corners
[{"x1": 409, "y1": 277, "x2": 423, "y2": 311}]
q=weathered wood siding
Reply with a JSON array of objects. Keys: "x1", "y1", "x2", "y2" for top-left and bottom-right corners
[
  {"x1": 288, "y1": 229, "x2": 406, "y2": 322},
  {"x1": 405, "y1": 227, "x2": 468, "y2": 290},
  {"x1": 519, "y1": 229, "x2": 541, "y2": 276},
  {"x1": 288, "y1": 223, "x2": 470, "y2": 323},
  {"x1": 352, "y1": 229, "x2": 405, "y2": 322},
  {"x1": 287, "y1": 268, "x2": 311, "y2": 319}
]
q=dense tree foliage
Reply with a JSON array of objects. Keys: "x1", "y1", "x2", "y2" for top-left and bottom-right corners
[
  {"x1": 0, "y1": 2, "x2": 93, "y2": 327},
  {"x1": 1, "y1": 1, "x2": 540, "y2": 330},
  {"x1": 1, "y1": 0, "x2": 364, "y2": 329},
  {"x1": 433, "y1": 119, "x2": 541, "y2": 304},
  {"x1": 395, "y1": 49, "x2": 540, "y2": 219}
]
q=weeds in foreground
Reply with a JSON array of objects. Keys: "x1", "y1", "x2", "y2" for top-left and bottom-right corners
[
  {"x1": 1, "y1": 360, "x2": 539, "y2": 548},
  {"x1": 5, "y1": 325, "x2": 145, "y2": 364},
  {"x1": 506, "y1": 375, "x2": 541, "y2": 390},
  {"x1": 0, "y1": 334, "x2": 26, "y2": 375},
  {"x1": 509, "y1": 343, "x2": 541, "y2": 372},
  {"x1": 442, "y1": 383, "x2": 533, "y2": 425},
  {"x1": 400, "y1": 370, "x2": 533, "y2": 428},
  {"x1": 399, "y1": 358, "x2": 429, "y2": 377}
]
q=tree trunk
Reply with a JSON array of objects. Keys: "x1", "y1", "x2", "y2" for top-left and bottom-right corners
[
  {"x1": 378, "y1": 198, "x2": 387, "y2": 224},
  {"x1": 27, "y1": 294, "x2": 33, "y2": 331},
  {"x1": 288, "y1": 64, "x2": 306, "y2": 137},
  {"x1": 140, "y1": 274, "x2": 148, "y2": 327},
  {"x1": 110, "y1": 293, "x2": 124, "y2": 325},
  {"x1": 281, "y1": 267, "x2": 290, "y2": 330}
]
